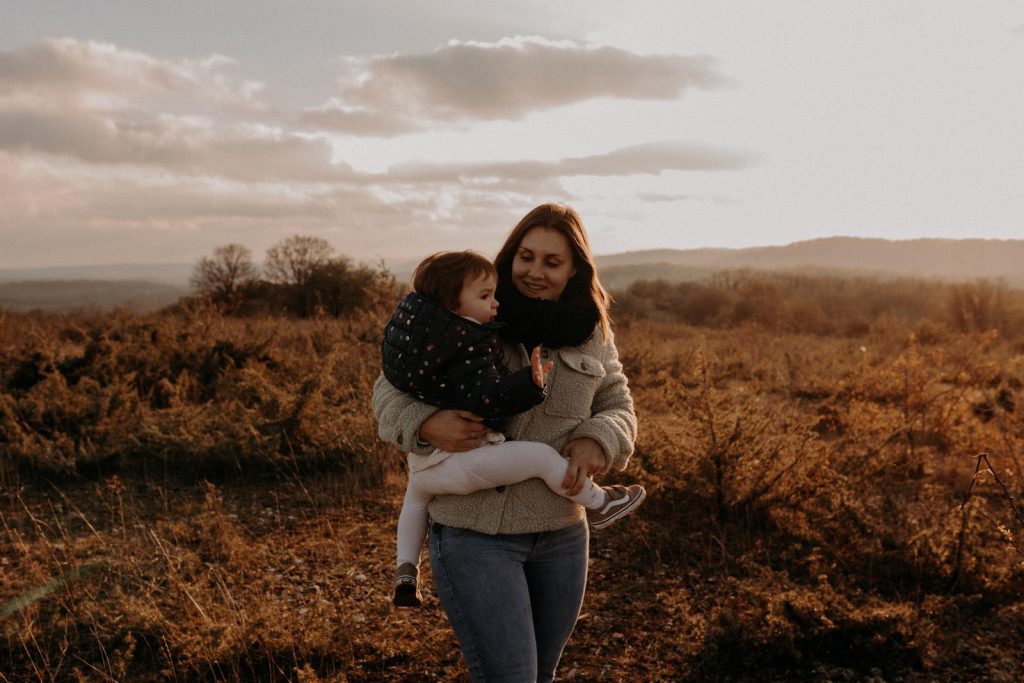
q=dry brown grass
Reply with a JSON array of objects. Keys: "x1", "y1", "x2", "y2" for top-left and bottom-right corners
[
  {"x1": 0, "y1": 304, "x2": 392, "y2": 489},
  {"x1": 2, "y1": 300, "x2": 1023, "y2": 680}
]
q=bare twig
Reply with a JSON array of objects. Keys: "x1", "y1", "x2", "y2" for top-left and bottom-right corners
[{"x1": 959, "y1": 452, "x2": 1024, "y2": 561}]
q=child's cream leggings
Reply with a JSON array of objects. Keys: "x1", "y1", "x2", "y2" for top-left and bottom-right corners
[{"x1": 396, "y1": 440, "x2": 604, "y2": 568}]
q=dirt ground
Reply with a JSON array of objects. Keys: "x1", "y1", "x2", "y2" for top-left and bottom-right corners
[{"x1": 3, "y1": 467, "x2": 1022, "y2": 682}]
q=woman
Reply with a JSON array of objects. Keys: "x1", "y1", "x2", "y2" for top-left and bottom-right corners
[{"x1": 373, "y1": 204, "x2": 637, "y2": 682}]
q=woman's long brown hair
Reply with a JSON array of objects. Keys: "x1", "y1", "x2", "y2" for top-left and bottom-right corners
[{"x1": 494, "y1": 203, "x2": 612, "y2": 340}]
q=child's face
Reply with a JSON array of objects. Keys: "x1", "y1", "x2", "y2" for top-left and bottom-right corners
[{"x1": 456, "y1": 272, "x2": 499, "y2": 322}]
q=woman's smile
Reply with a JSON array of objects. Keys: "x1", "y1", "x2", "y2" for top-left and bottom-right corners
[{"x1": 521, "y1": 279, "x2": 548, "y2": 295}]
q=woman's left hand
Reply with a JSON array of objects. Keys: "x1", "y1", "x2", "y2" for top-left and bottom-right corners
[
  {"x1": 561, "y1": 437, "x2": 607, "y2": 496},
  {"x1": 530, "y1": 346, "x2": 554, "y2": 388}
]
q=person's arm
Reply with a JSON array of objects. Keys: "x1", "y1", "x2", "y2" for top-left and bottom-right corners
[
  {"x1": 372, "y1": 373, "x2": 439, "y2": 455},
  {"x1": 460, "y1": 363, "x2": 545, "y2": 419},
  {"x1": 373, "y1": 373, "x2": 488, "y2": 453},
  {"x1": 567, "y1": 334, "x2": 637, "y2": 474}
]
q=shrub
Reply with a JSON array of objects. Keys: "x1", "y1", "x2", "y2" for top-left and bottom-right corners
[{"x1": 613, "y1": 271, "x2": 1024, "y2": 341}]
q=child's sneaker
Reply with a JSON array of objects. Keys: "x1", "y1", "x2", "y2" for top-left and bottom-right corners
[
  {"x1": 392, "y1": 562, "x2": 422, "y2": 607},
  {"x1": 587, "y1": 484, "x2": 646, "y2": 530}
]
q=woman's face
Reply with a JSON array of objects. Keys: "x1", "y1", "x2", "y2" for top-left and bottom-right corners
[{"x1": 511, "y1": 227, "x2": 577, "y2": 301}]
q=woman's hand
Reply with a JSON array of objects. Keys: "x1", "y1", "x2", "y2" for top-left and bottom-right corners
[
  {"x1": 419, "y1": 409, "x2": 487, "y2": 452},
  {"x1": 561, "y1": 437, "x2": 607, "y2": 496},
  {"x1": 530, "y1": 346, "x2": 554, "y2": 388}
]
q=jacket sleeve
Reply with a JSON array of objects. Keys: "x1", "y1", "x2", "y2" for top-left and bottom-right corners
[
  {"x1": 568, "y1": 332, "x2": 637, "y2": 473},
  {"x1": 372, "y1": 373, "x2": 439, "y2": 456},
  {"x1": 458, "y1": 363, "x2": 545, "y2": 420}
]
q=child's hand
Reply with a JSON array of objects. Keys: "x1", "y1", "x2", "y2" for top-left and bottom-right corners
[{"x1": 531, "y1": 346, "x2": 554, "y2": 388}]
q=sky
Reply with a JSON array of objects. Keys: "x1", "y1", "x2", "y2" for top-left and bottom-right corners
[{"x1": 1, "y1": 1, "x2": 1023, "y2": 269}]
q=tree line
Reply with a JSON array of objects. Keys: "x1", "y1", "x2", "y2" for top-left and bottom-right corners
[
  {"x1": 192, "y1": 239, "x2": 1024, "y2": 338},
  {"x1": 189, "y1": 236, "x2": 398, "y2": 317},
  {"x1": 613, "y1": 270, "x2": 1024, "y2": 339}
]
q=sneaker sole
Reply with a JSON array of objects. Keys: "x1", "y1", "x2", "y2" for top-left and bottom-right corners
[
  {"x1": 392, "y1": 583, "x2": 422, "y2": 607},
  {"x1": 590, "y1": 488, "x2": 647, "y2": 530}
]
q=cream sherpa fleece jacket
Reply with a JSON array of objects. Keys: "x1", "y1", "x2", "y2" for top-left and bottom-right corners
[{"x1": 373, "y1": 326, "x2": 637, "y2": 535}]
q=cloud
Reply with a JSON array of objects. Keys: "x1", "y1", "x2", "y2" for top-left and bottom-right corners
[
  {"x1": 0, "y1": 147, "x2": 561, "y2": 268},
  {"x1": 0, "y1": 131, "x2": 748, "y2": 264},
  {"x1": 299, "y1": 101, "x2": 421, "y2": 136},
  {"x1": 0, "y1": 38, "x2": 263, "y2": 111},
  {"x1": 0, "y1": 152, "x2": 439, "y2": 267},
  {"x1": 637, "y1": 191, "x2": 741, "y2": 206},
  {"x1": 306, "y1": 37, "x2": 727, "y2": 135},
  {"x1": 0, "y1": 39, "x2": 349, "y2": 184},
  {"x1": 1, "y1": 38, "x2": 742, "y2": 186},
  {"x1": 0, "y1": 38, "x2": 747, "y2": 267},
  {"x1": 560, "y1": 141, "x2": 751, "y2": 175},
  {"x1": 637, "y1": 192, "x2": 697, "y2": 203},
  {"x1": 0, "y1": 107, "x2": 353, "y2": 182},
  {"x1": 387, "y1": 141, "x2": 753, "y2": 183}
]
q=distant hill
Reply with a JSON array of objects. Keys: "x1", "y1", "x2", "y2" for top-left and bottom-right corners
[
  {"x1": 595, "y1": 237, "x2": 1024, "y2": 289},
  {"x1": 0, "y1": 262, "x2": 193, "y2": 286},
  {"x1": 0, "y1": 280, "x2": 186, "y2": 313}
]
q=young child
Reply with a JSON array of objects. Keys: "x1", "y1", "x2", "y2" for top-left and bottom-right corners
[{"x1": 381, "y1": 251, "x2": 646, "y2": 607}]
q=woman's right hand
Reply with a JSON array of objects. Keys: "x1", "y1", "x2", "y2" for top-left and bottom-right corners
[{"x1": 419, "y1": 409, "x2": 487, "y2": 452}]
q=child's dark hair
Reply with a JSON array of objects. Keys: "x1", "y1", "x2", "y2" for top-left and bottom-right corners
[{"x1": 413, "y1": 251, "x2": 497, "y2": 311}]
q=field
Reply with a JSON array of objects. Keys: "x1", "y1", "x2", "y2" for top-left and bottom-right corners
[
  {"x1": 0, "y1": 281, "x2": 186, "y2": 315},
  {"x1": 1, "y1": 289, "x2": 1023, "y2": 681}
]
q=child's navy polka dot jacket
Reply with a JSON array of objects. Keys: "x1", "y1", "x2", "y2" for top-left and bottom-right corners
[{"x1": 381, "y1": 291, "x2": 545, "y2": 429}]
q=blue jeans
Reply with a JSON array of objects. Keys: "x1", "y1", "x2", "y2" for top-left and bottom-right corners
[{"x1": 428, "y1": 521, "x2": 589, "y2": 682}]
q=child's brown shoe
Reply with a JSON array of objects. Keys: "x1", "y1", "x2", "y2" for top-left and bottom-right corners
[{"x1": 392, "y1": 562, "x2": 422, "y2": 607}]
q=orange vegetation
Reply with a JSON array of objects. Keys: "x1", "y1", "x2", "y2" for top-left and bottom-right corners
[{"x1": 1, "y1": 280, "x2": 1023, "y2": 680}]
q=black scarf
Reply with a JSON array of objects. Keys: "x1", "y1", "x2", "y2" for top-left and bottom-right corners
[{"x1": 495, "y1": 273, "x2": 599, "y2": 350}]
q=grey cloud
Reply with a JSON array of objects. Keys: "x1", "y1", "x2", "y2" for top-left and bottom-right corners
[
  {"x1": 0, "y1": 36, "x2": 748, "y2": 266},
  {"x1": 388, "y1": 141, "x2": 753, "y2": 183},
  {"x1": 0, "y1": 152, "x2": 327, "y2": 223},
  {"x1": 304, "y1": 37, "x2": 728, "y2": 135},
  {"x1": 637, "y1": 192, "x2": 697, "y2": 203},
  {"x1": 1, "y1": 38, "x2": 743, "y2": 189},
  {"x1": 0, "y1": 148, "x2": 556, "y2": 267},
  {"x1": 87, "y1": 183, "x2": 335, "y2": 222},
  {"x1": 0, "y1": 101, "x2": 592, "y2": 191},
  {"x1": 0, "y1": 154, "x2": 440, "y2": 266},
  {"x1": 380, "y1": 169, "x2": 570, "y2": 199},
  {"x1": 0, "y1": 38, "x2": 262, "y2": 109},
  {"x1": 0, "y1": 39, "x2": 358, "y2": 185},
  {"x1": 638, "y1": 191, "x2": 741, "y2": 206},
  {"x1": 299, "y1": 102, "x2": 421, "y2": 136},
  {"x1": 89, "y1": 183, "x2": 415, "y2": 230},
  {"x1": 564, "y1": 141, "x2": 751, "y2": 174},
  {"x1": 347, "y1": 38, "x2": 725, "y2": 119},
  {"x1": 0, "y1": 108, "x2": 352, "y2": 182}
]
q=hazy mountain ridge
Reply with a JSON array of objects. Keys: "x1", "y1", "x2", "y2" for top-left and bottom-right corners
[
  {"x1": 2, "y1": 237, "x2": 1021, "y2": 312},
  {"x1": 0, "y1": 280, "x2": 187, "y2": 313},
  {"x1": 0, "y1": 263, "x2": 195, "y2": 286},
  {"x1": 597, "y1": 237, "x2": 1024, "y2": 288}
]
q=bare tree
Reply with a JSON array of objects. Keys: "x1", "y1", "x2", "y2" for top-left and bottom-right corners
[
  {"x1": 191, "y1": 244, "x2": 257, "y2": 301},
  {"x1": 264, "y1": 235, "x2": 335, "y2": 287}
]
